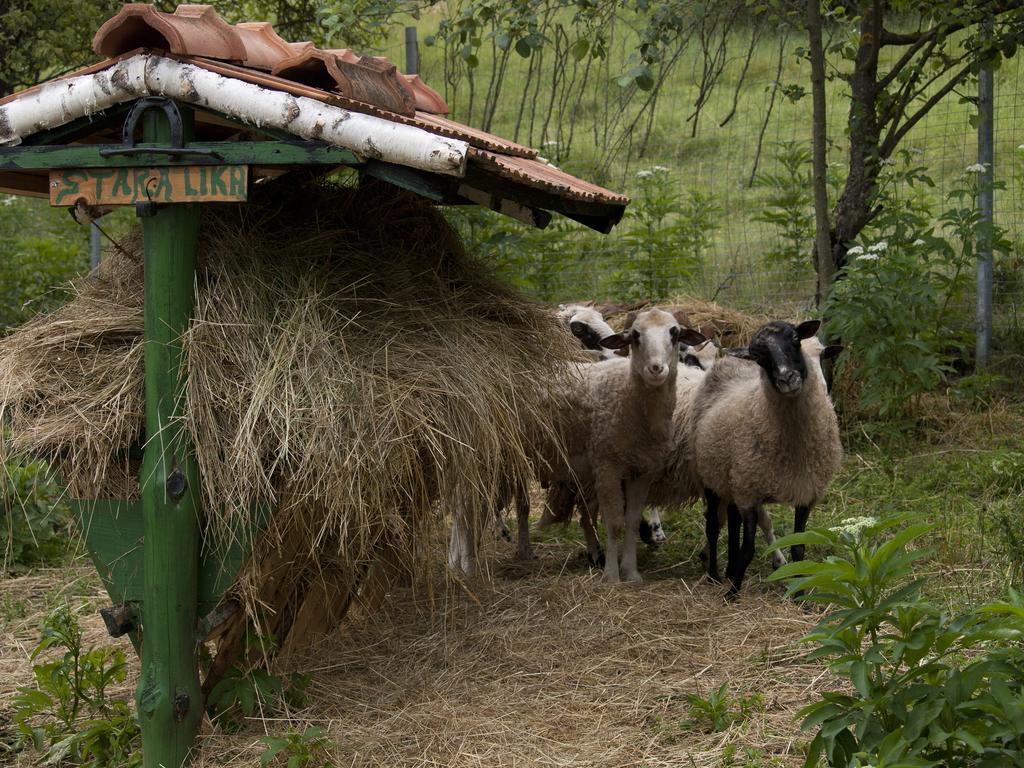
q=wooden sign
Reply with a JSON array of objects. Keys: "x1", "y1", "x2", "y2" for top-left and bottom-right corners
[{"x1": 49, "y1": 165, "x2": 248, "y2": 206}]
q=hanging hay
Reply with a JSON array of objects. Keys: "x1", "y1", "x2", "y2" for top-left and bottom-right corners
[{"x1": 0, "y1": 177, "x2": 577, "y2": 662}]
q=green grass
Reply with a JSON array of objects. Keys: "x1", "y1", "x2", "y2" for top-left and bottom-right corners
[{"x1": 531, "y1": 394, "x2": 1024, "y2": 609}]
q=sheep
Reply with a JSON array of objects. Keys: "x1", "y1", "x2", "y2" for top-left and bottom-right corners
[
  {"x1": 689, "y1": 319, "x2": 843, "y2": 593},
  {"x1": 578, "y1": 308, "x2": 705, "y2": 582},
  {"x1": 696, "y1": 335, "x2": 839, "y2": 572},
  {"x1": 557, "y1": 303, "x2": 619, "y2": 361}
]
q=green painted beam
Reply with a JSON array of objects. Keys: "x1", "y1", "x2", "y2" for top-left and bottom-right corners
[
  {"x1": 0, "y1": 141, "x2": 360, "y2": 169},
  {"x1": 361, "y1": 159, "x2": 461, "y2": 203},
  {"x1": 136, "y1": 106, "x2": 203, "y2": 768},
  {"x1": 73, "y1": 499, "x2": 255, "y2": 610}
]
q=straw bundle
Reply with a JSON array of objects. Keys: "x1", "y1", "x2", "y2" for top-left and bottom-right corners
[
  {"x1": 0, "y1": 178, "x2": 576, "y2": 658},
  {"x1": 596, "y1": 298, "x2": 769, "y2": 347}
]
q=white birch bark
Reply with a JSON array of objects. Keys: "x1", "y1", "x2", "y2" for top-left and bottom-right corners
[{"x1": 0, "y1": 54, "x2": 468, "y2": 177}]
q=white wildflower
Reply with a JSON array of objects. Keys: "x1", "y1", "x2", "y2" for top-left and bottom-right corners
[
  {"x1": 652, "y1": 165, "x2": 671, "y2": 173},
  {"x1": 869, "y1": 241, "x2": 888, "y2": 252},
  {"x1": 830, "y1": 515, "x2": 878, "y2": 541},
  {"x1": 912, "y1": 238, "x2": 926, "y2": 247},
  {"x1": 880, "y1": 157, "x2": 896, "y2": 166},
  {"x1": 635, "y1": 170, "x2": 653, "y2": 179},
  {"x1": 0, "y1": 196, "x2": 15, "y2": 206},
  {"x1": 856, "y1": 254, "x2": 880, "y2": 262},
  {"x1": 1018, "y1": 144, "x2": 1024, "y2": 150},
  {"x1": 543, "y1": 140, "x2": 559, "y2": 148},
  {"x1": 965, "y1": 163, "x2": 987, "y2": 173},
  {"x1": 847, "y1": 245, "x2": 865, "y2": 255}
]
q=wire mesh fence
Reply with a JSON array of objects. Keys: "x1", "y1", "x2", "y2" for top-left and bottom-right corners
[{"x1": 392, "y1": 22, "x2": 1024, "y2": 349}]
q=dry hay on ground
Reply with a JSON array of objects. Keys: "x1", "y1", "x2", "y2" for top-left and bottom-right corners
[
  {"x1": 188, "y1": 547, "x2": 826, "y2": 768},
  {"x1": 0, "y1": 178, "x2": 577, "y2": 661}
]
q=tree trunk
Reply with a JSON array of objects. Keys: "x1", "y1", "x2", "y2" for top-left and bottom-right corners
[{"x1": 828, "y1": 0, "x2": 885, "y2": 280}]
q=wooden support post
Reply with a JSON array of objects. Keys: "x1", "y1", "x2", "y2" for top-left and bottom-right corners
[{"x1": 135, "y1": 104, "x2": 203, "y2": 768}]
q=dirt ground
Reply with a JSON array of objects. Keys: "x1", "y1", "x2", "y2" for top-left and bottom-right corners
[{"x1": 1, "y1": 517, "x2": 830, "y2": 768}]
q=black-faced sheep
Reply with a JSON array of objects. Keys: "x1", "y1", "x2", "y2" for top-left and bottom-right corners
[{"x1": 690, "y1": 320, "x2": 842, "y2": 594}]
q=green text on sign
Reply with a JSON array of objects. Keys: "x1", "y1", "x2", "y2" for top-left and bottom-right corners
[{"x1": 49, "y1": 165, "x2": 248, "y2": 206}]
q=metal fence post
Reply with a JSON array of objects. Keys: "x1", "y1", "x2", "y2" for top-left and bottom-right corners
[
  {"x1": 405, "y1": 26, "x2": 419, "y2": 75},
  {"x1": 976, "y1": 43, "x2": 994, "y2": 369}
]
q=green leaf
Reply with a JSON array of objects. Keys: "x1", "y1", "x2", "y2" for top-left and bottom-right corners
[
  {"x1": 515, "y1": 38, "x2": 532, "y2": 57},
  {"x1": 570, "y1": 38, "x2": 590, "y2": 61}
]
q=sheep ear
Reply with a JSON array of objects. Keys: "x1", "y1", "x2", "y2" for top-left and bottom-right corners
[
  {"x1": 600, "y1": 331, "x2": 631, "y2": 350},
  {"x1": 568, "y1": 320, "x2": 588, "y2": 340},
  {"x1": 726, "y1": 347, "x2": 755, "y2": 360},
  {"x1": 796, "y1": 320, "x2": 821, "y2": 339},
  {"x1": 622, "y1": 311, "x2": 638, "y2": 329},
  {"x1": 614, "y1": 347, "x2": 630, "y2": 357},
  {"x1": 672, "y1": 309, "x2": 690, "y2": 327},
  {"x1": 677, "y1": 328, "x2": 707, "y2": 346},
  {"x1": 822, "y1": 344, "x2": 844, "y2": 360}
]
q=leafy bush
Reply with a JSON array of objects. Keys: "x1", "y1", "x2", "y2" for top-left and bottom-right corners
[
  {"x1": 617, "y1": 166, "x2": 719, "y2": 300},
  {"x1": 770, "y1": 518, "x2": 1024, "y2": 768},
  {"x1": 683, "y1": 682, "x2": 764, "y2": 733},
  {"x1": 14, "y1": 604, "x2": 141, "y2": 767},
  {"x1": 3, "y1": 457, "x2": 71, "y2": 571},
  {"x1": 0, "y1": 196, "x2": 88, "y2": 331},
  {"x1": 827, "y1": 157, "x2": 1012, "y2": 417},
  {"x1": 752, "y1": 141, "x2": 815, "y2": 274}
]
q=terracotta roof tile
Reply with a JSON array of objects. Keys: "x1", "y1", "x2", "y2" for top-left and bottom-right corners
[
  {"x1": 93, "y1": 4, "x2": 246, "y2": 61},
  {"x1": 469, "y1": 150, "x2": 630, "y2": 206},
  {"x1": 91, "y1": 3, "x2": 449, "y2": 116}
]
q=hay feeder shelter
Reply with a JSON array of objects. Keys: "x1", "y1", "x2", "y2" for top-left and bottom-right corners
[{"x1": 0, "y1": 5, "x2": 628, "y2": 767}]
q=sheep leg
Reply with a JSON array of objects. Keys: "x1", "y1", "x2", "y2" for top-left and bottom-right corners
[
  {"x1": 791, "y1": 504, "x2": 812, "y2": 561},
  {"x1": 620, "y1": 478, "x2": 649, "y2": 583},
  {"x1": 539, "y1": 482, "x2": 577, "y2": 527},
  {"x1": 578, "y1": 489, "x2": 605, "y2": 568},
  {"x1": 596, "y1": 474, "x2": 623, "y2": 583},
  {"x1": 727, "y1": 506, "x2": 758, "y2": 596},
  {"x1": 757, "y1": 507, "x2": 786, "y2": 570},
  {"x1": 724, "y1": 503, "x2": 741, "y2": 586},
  {"x1": 448, "y1": 509, "x2": 476, "y2": 576},
  {"x1": 495, "y1": 506, "x2": 513, "y2": 543},
  {"x1": 703, "y1": 490, "x2": 722, "y2": 583},
  {"x1": 515, "y1": 483, "x2": 536, "y2": 560}
]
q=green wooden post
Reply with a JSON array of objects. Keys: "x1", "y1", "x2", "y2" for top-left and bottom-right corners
[{"x1": 135, "y1": 105, "x2": 203, "y2": 768}]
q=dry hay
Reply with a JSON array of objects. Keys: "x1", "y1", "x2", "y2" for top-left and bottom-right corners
[
  {"x1": 188, "y1": 550, "x2": 828, "y2": 768},
  {"x1": 593, "y1": 298, "x2": 771, "y2": 347},
  {"x1": 0, "y1": 177, "x2": 577, "y2": 657}
]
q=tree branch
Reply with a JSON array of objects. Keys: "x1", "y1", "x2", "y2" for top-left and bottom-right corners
[{"x1": 880, "y1": 61, "x2": 975, "y2": 156}]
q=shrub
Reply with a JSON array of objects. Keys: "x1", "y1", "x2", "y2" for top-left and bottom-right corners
[
  {"x1": 827, "y1": 157, "x2": 1012, "y2": 417},
  {"x1": 752, "y1": 141, "x2": 815, "y2": 274},
  {"x1": 3, "y1": 457, "x2": 71, "y2": 571},
  {"x1": 770, "y1": 518, "x2": 1024, "y2": 768},
  {"x1": 14, "y1": 605, "x2": 141, "y2": 767}
]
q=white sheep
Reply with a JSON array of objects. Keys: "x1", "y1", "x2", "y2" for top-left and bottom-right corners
[
  {"x1": 579, "y1": 308, "x2": 705, "y2": 582},
  {"x1": 690, "y1": 320, "x2": 843, "y2": 593}
]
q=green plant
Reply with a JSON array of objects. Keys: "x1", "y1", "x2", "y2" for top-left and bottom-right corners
[
  {"x1": 684, "y1": 682, "x2": 764, "y2": 733},
  {"x1": 617, "y1": 166, "x2": 719, "y2": 300},
  {"x1": 260, "y1": 725, "x2": 334, "y2": 768},
  {"x1": 207, "y1": 658, "x2": 311, "y2": 731},
  {"x1": 770, "y1": 518, "x2": 1024, "y2": 768},
  {"x1": 752, "y1": 141, "x2": 815, "y2": 273},
  {"x1": 3, "y1": 457, "x2": 71, "y2": 571},
  {"x1": 722, "y1": 744, "x2": 784, "y2": 767},
  {"x1": 13, "y1": 604, "x2": 141, "y2": 767},
  {"x1": 827, "y1": 156, "x2": 1012, "y2": 418}
]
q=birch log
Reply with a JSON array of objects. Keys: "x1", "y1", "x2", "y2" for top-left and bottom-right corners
[{"x1": 0, "y1": 55, "x2": 468, "y2": 177}]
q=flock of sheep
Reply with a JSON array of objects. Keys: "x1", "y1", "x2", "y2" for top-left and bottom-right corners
[{"x1": 451, "y1": 303, "x2": 844, "y2": 595}]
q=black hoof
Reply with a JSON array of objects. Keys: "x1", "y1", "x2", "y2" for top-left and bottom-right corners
[
  {"x1": 707, "y1": 568, "x2": 722, "y2": 584},
  {"x1": 587, "y1": 551, "x2": 606, "y2": 569}
]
